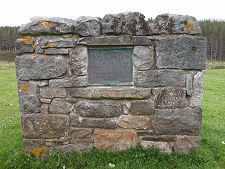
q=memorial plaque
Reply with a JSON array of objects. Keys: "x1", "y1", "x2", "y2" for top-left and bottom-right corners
[{"x1": 88, "y1": 48, "x2": 133, "y2": 84}]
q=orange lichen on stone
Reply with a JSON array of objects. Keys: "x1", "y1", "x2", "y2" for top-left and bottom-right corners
[
  {"x1": 52, "y1": 43, "x2": 56, "y2": 46},
  {"x1": 165, "y1": 34, "x2": 171, "y2": 38},
  {"x1": 185, "y1": 22, "x2": 195, "y2": 31},
  {"x1": 30, "y1": 147, "x2": 47, "y2": 158},
  {"x1": 150, "y1": 56, "x2": 154, "y2": 60},
  {"x1": 28, "y1": 53, "x2": 36, "y2": 56},
  {"x1": 40, "y1": 21, "x2": 52, "y2": 29},
  {"x1": 47, "y1": 44, "x2": 51, "y2": 47},
  {"x1": 45, "y1": 55, "x2": 49, "y2": 58},
  {"x1": 19, "y1": 84, "x2": 29, "y2": 93},
  {"x1": 23, "y1": 37, "x2": 32, "y2": 45},
  {"x1": 140, "y1": 74, "x2": 145, "y2": 77},
  {"x1": 32, "y1": 45, "x2": 36, "y2": 49}
]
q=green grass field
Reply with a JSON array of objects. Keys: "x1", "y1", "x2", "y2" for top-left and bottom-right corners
[{"x1": 0, "y1": 61, "x2": 224, "y2": 169}]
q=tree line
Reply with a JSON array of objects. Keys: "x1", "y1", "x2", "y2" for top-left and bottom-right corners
[
  {"x1": 0, "y1": 26, "x2": 20, "y2": 52},
  {"x1": 0, "y1": 21, "x2": 225, "y2": 61}
]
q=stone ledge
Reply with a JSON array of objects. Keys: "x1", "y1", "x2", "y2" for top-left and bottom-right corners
[
  {"x1": 77, "y1": 36, "x2": 152, "y2": 46},
  {"x1": 67, "y1": 87, "x2": 151, "y2": 99}
]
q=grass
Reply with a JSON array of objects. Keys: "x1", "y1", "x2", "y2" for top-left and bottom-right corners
[{"x1": 0, "y1": 61, "x2": 224, "y2": 169}]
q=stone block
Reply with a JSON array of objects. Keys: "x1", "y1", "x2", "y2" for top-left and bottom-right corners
[
  {"x1": 134, "y1": 70, "x2": 185, "y2": 87},
  {"x1": 50, "y1": 138, "x2": 93, "y2": 154},
  {"x1": 133, "y1": 46, "x2": 154, "y2": 71},
  {"x1": 17, "y1": 80, "x2": 40, "y2": 113},
  {"x1": 21, "y1": 114, "x2": 70, "y2": 139},
  {"x1": 155, "y1": 108, "x2": 202, "y2": 135},
  {"x1": 18, "y1": 17, "x2": 74, "y2": 35},
  {"x1": 69, "y1": 128, "x2": 92, "y2": 138},
  {"x1": 40, "y1": 87, "x2": 67, "y2": 98},
  {"x1": 77, "y1": 36, "x2": 152, "y2": 46},
  {"x1": 174, "y1": 135, "x2": 201, "y2": 154},
  {"x1": 186, "y1": 74, "x2": 193, "y2": 96},
  {"x1": 190, "y1": 71, "x2": 205, "y2": 107},
  {"x1": 45, "y1": 48, "x2": 69, "y2": 55},
  {"x1": 117, "y1": 114, "x2": 150, "y2": 129},
  {"x1": 94, "y1": 129, "x2": 138, "y2": 151},
  {"x1": 136, "y1": 130, "x2": 154, "y2": 136},
  {"x1": 140, "y1": 141, "x2": 172, "y2": 153},
  {"x1": 128, "y1": 100, "x2": 154, "y2": 115},
  {"x1": 23, "y1": 139, "x2": 47, "y2": 154},
  {"x1": 41, "y1": 38, "x2": 75, "y2": 48},
  {"x1": 156, "y1": 36, "x2": 207, "y2": 69},
  {"x1": 74, "y1": 16, "x2": 101, "y2": 37},
  {"x1": 79, "y1": 117, "x2": 117, "y2": 129},
  {"x1": 70, "y1": 113, "x2": 79, "y2": 126},
  {"x1": 68, "y1": 46, "x2": 88, "y2": 76},
  {"x1": 15, "y1": 55, "x2": 67, "y2": 80},
  {"x1": 40, "y1": 98, "x2": 52, "y2": 104},
  {"x1": 152, "y1": 14, "x2": 201, "y2": 34},
  {"x1": 49, "y1": 77, "x2": 88, "y2": 88},
  {"x1": 67, "y1": 87, "x2": 151, "y2": 100},
  {"x1": 102, "y1": 12, "x2": 151, "y2": 35},
  {"x1": 155, "y1": 87, "x2": 187, "y2": 109},
  {"x1": 49, "y1": 98, "x2": 72, "y2": 114},
  {"x1": 40, "y1": 104, "x2": 49, "y2": 114},
  {"x1": 75, "y1": 100, "x2": 123, "y2": 118},
  {"x1": 16, "y1": 37, "x2": 34, "y2": 54}
]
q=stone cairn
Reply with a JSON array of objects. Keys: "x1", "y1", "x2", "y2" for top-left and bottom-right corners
[{"x1": 15, "y1": 12, "x2": 206, "y2": 155}]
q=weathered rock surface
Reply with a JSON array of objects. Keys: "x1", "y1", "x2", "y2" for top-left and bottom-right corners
[
  {"x1": 68, "y1": 46, "x2": 88, "y2": 76},
  {"x1": 155, "y1": 87, "x2": 187, "y2": 109},
  {"x1": 45, "y1": 48, "x2": 69, "y2": 55},
  {"x1": 15, "y1": 55, "x2": 66, "y2": 80},
  {"x1": 155, "y1": 108, "x2": 202, "y2": 135},
  {"x1": 75, "y1": 100, "x2": 123, "y2": 118},
  {"x1": 16, "y1": 37, "x2": 34, "y2": 54},
  {"x1": 23, "y1": 139, "x2": 47, "y2": 153},
  {"x1": 133, "y1": 46, "x2": 154, "y2": 71},
  {"x1": 141, "y1": 135, "x2": 176, "y2": 142},
  {"x1": 21, "y1": 114, "x2": 70, "y2": 139},
  {"x1": 17, "y1": 80, "x2": 40, "y2": 113},
  {"x1": 79, "y1": 117, "x2": 117, "y2": 129},
  {"x1": 117, "y1": 114, "x2": 150, "y2": 129},
  {"x1": 19, "y1": 17, "x2": 74, "y2": 35},
  {"x1": 67, "y1": 87, "x2": 151, "y2": 99},
  {"x1": 102, "y1": 12, "x2": 151, "y2": 35},
  {"x1": 41, "y1": 38, "x2": 75, "y2": 48},
  {"x1": 186, "y1": 74, "x2": 193, "y2": 96},
  {"x1": 156, "y1": 36, "x2": 207, "y2": 69},
  {"x1": 49, "y1": 98, "x2": 72, "y2": 114},
  {"x1": 77, "y1": 36, "x2": 152, "y2": 46},
  {"x1": 50, "y1": 138, "x2": 93, "y2": 153},
  {"x1": 49, "y1": 77, "x2": 88, "y2": 88},
  {"x1": 128, "y1": 100, "x2": 154, "y2": 115},
  {"x1": 74, "y1": 16, "x2": 101, "y2": 37},
  {"x1": 94, "y1": 129, "x2": 137, "y2": 151},
  {"x1": 152, "y1": 14, "x2": 201, "y2": 34},
  {"x1": 40, "y1": 87, "x2": 67, "y2": 98},
  {"x1": 190, "y1": 71, "x2": 205, "y2": 107},
  {"x1": 174, "y1": 135, "x2": 201, "y2": 154},
  {"x1": 134, "y1": 70, "x2": 185, "y2": 87},
  {"x1": 69, "y1": 128, "x2": 92, "y2": 138},
  {"x1": 140, "y1": 141, "x2": 173, "y2": 153}
]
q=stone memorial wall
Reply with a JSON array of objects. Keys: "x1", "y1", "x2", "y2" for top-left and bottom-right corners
[{"x1": 15, "y1": 12, "x2": 206, "y2": 155}]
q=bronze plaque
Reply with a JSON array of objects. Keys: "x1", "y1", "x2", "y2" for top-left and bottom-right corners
[{"x1": 88, "y1": 48, "x2": 133, "y2": 84}]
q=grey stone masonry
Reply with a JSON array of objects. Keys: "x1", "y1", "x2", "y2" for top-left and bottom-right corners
[{"x1": 16, "y1": 12, "x2": 206, "y2": 155}]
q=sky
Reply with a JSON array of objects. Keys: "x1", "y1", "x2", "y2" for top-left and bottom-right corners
[{"x1": 1, "y1": 0, "x2": 224, "y2": 26}]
